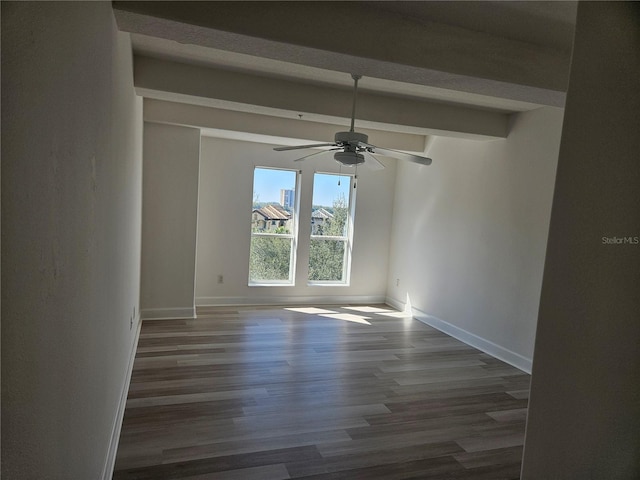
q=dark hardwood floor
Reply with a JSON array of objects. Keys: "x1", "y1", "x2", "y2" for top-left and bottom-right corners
[{"x1": 113, "y1": 305, "x2": 530, "y2": 479}]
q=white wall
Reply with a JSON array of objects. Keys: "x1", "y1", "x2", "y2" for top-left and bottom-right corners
[
  {"x1": 2, "y1": 2, "x2": 143, "y2": 478},
  {"x1": 141, "y1": 122, "x2": 201, "y2": 318},
  {"x1": 522, "y1": 3, "x2": 640, "y2": 478},
  {"x1": 195, "y1": 136, "x2": 396, "y2": 304},
  {"x1": 386, "y1": 107, "x2": 564, "y2": 371}
]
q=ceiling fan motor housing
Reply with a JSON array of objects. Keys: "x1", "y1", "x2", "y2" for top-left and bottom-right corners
[
  {"x1": 334, "y1": 131, "x2": 368, "y2": 165},
  {"x1": 335, "y1": 131, "x2": 368, "y2": 145}
]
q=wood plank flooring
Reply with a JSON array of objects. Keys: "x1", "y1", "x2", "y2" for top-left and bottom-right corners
[{"x1": 113, "y1": 305, "x2": 530, "y2": 479}]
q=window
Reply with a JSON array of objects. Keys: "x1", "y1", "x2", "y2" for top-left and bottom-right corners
[
  {"x1": 249, "y1": 167, "x2": 298, "y2": 284},
  {"x1": 308, "y1": 173, "x2": 354, "y2": 284}
]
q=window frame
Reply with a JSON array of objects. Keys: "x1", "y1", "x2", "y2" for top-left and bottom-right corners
[
  {"x1": 308, "y1": 172, "x2": 356, "y2": 286},
  {"x1": 248, "y1": 167, "x2": 300, "y2": 286}
]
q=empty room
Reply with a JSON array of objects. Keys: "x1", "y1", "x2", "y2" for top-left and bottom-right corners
[{"x1": 2, "y1": 2, "x2": 638, "y2": 479}]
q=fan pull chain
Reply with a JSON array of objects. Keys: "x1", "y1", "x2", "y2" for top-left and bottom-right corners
[{"x1": 338, "y1": 163, "x2": 342, "y2": 185}]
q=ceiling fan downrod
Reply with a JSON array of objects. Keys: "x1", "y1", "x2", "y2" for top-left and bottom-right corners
[{"x1": 350, "y1": 74, "x2": 362, "y2": 133}]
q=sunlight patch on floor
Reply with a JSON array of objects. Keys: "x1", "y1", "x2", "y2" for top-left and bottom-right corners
[
  {"x1": 284, "y1": 305, "x2": 408, "y2": 324},
  {"x1": 285, "y1": 307, "x2": 337, "y2": 315},
  {"x1": 343, "y1": 306, "x2": 393, "y2": 314},
  {"x1": 319, "y1": 313, "x2": 372, "y2": 325},
  {"x1": 379, "y1": 311, "x2": 413, "y2": 319}
]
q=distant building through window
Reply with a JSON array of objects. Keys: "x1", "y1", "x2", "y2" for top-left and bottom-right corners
[
  {"x1": 310, "y1": 208, "x2": 333, "y2": 235},
  {"x1": 251, "y1": 204, "x2": 291, "y2": 233},
  {"x1": 280, "y1": 189, "x2": 295, "y2": 210}
]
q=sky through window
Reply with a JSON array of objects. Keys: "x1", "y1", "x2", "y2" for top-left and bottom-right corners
[{"x1": 253, "y1": 168, "x2": 350, "y2": 207}]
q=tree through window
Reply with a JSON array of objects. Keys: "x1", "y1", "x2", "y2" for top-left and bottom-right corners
[{"x1": 308, "y1": 173, "x2": 354, "y2": 284}]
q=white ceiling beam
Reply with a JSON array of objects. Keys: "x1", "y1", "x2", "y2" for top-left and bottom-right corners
[
  {"x1": 135, "y1": 56, "x2": 509, "y2": 140},
  {"x1": 114, "y1": 1, "x2": 569, "y2": 107},
  {"x1": 143, "y1": 98, "x2": 429, "y2": 152}
]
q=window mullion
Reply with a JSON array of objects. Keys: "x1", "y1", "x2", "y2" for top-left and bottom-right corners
[{"x1": 310, "y1": 235, "x2": 347, "y2": 242}]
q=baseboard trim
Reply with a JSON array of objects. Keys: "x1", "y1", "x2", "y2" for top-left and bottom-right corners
[
  {"x1": 385, "y1": 296, "x2": 532, "y2": 373},
  {"x1": 141, "y1": 307, "x2": 196, "y2": 320},
  {"x1": 196, "y1": 295, "x2": 387, "y2": 307},
  {"x1": 101, "y1": 314, "x2": 142, "y2": 480},
  {"x1": 384, "y1": 296, "x2": 410, "y2": 314}
]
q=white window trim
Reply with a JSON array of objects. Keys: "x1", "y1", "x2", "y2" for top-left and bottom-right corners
[
  {"x1": 248, "y1": 167, "x2": 299, "y2": 286},
  {"x1": 308, "y1": 172, "x2": 356, "y2": 286}
]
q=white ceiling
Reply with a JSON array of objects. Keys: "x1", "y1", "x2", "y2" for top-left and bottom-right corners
[{"x1": 365, "y1": 1, "x2": 576, "y2": 51}]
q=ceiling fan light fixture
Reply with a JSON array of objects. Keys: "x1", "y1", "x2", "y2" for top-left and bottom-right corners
[{"x1": 334, "y1": 151, "x2": 365, "y2": 166}]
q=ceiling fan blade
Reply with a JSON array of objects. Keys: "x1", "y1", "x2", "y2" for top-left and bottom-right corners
[
  {"x1": 360, "y1": 143, "x2": 432, "y2": 166},
  {"x1": 364, "y1": 152, "x2": 385, "y2": 171},
  {"x1": 293, "y1": 148, "x2": 340, "y2": 162},
  {"x1": 274, "y1": 143, "x2": 337, "y2": 151}
]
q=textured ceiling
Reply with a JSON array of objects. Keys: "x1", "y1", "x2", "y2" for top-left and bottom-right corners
[{"x1": 366, "y1": 1, "x2": 576, "y2": 51}]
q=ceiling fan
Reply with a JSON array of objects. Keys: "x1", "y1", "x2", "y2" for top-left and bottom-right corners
[{"x1": 273, "y1": 74, "x2": 433, "y2": 169}]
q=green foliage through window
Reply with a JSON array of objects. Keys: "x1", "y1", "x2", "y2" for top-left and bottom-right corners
[
  {"x1": 309, "y1": 175, "x2": 352, "y2": 283},
  {"x1": 309, "y1": 238, "x2": 346, "y2": 281},
  {"x1": 249, "y1": 236, "x2": 292, "y2": 282}
]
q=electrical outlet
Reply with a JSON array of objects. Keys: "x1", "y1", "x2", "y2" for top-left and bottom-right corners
[
  {"x1": 217, "y1": 274, "x2": 224, "y2": 284},
  {"x1": 396, "y1": 278, "x2": 400, "y2": 287}
]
